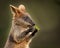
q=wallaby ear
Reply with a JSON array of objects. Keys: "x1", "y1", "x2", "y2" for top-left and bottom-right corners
[
  {"x1": 10, "y1": 5, "x2": 20, "y2": 15},
  {"x1": 18, "y1": 4, "x2": 26, "y2": 12}
]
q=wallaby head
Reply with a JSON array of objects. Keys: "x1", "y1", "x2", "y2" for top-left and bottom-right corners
[{"x1": 4, "y1": 4, "x2": 38, "y2": 48}]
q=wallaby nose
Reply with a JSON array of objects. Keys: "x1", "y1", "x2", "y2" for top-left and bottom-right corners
[{"x1": 32, "y1": 23, "x2": 35, "y2": 26}]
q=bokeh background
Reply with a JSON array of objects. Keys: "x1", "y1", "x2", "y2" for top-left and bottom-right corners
[{"x1": 0, "y1": 0, "x2": 60, "y2": 48}]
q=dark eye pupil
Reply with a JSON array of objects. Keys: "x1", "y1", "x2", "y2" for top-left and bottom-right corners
[
  {"x1": 23, "y1": 16, "x2": 27, "y2": 20},
  {"x1": 23, "y1": 16, "x2": 31, "y2": 23}
]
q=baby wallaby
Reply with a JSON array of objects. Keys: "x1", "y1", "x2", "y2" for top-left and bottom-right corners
[{"x1": 4, "y1": 4, "x2": 38, "y2": 48}]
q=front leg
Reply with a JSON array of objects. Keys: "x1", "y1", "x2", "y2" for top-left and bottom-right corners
[
  {"x1": 9, "y1": 28, "x2": 33, "y2": 44},
  {"x1": 25, "y1": 27, "x2": 38, "y2": 41}
]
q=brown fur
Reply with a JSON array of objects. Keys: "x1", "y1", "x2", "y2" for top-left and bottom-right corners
[{"x1": 4, "y1": 4, "x2": 38, "y2": 48}]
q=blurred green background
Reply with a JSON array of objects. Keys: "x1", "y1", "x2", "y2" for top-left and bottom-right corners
[{"x1": 0, "y1": 0, "x2": 60, "y2": 48}]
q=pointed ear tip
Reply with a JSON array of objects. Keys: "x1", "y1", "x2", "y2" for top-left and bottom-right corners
[
  {"x1": 9, "y1": 5, "x2": 16, "y2": 8},
  {"x1": 9, "y1": 5, "x2": 12, "y2": 7},
  {"x1": 9, "y1": 5, "x2": 15, "y2": 8}
]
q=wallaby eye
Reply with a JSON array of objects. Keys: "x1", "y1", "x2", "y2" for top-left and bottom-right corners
[{"x1": 22, "y1": 16, "x2": 27, "y2": 20}]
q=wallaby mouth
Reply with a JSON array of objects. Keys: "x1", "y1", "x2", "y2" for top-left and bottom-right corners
[
  {"x1": 20, "y1": 26, "x2": 38, "y2": 39},
  {"x1": 28, "y1": 27, "x2": 38, "y2": 38}
]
